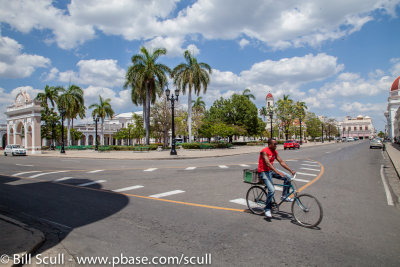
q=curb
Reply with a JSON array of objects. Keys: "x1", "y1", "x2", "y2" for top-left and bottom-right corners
[{"x1": 0, "y1": 215, "x2": 45, "y2": 267}]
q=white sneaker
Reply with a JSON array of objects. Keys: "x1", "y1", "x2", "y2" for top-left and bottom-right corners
[
  {"x1": 265, "y1": 209, "x2": 272, "y2": 218},
  {"x1": 281, "y1": 197, "x2": 294, "y2": 202}
]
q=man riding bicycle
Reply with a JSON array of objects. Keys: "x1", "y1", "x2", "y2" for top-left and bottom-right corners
[{"x1": 258, "y1": 138, "x2": 296, "y2": 218}]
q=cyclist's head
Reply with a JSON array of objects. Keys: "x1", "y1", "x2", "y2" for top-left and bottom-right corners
[{"x1": 268, "y1": 138, "x2": 277, "y2": 150}]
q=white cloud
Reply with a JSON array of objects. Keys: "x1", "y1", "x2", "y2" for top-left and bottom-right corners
[
  {"x1": 57, "y1": 59, "x2": 125, "y2": 88},
  {"x1": 0, "y1": 35, "x2": 50, "y2": 78},
  {"x1": 1, "y1": 0, "x2": 398, "y2": 52},
  {"x1": 84, "y1": 86, "x2": 132, "y2": 113},
  {"x1": 340, "y1": 101, "x2": 387, "y2": 113},
  {"x1": 239, "y1": 38, "x2": 250, "y2": 48},
  {"x1": 144, "y1": 36, "x2": 200, "y2": 58},
  {"x1": 390, "y1": 58, "x2": 400, "y2": 76}
]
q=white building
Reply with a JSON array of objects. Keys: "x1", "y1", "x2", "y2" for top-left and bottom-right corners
[
  {"x1": 339, "y1": 115, "x2": 374, "y2": 139},
  {"x1": 385, "y1": 76, "x2": 400, "y2": 142}
]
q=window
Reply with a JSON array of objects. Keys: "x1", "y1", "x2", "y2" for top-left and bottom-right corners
[
  {"x1": 365, "y1": 126, "x2": 368, "y2": 130},
  {"x1": 359, "y1": 126, "x2": 362, "y2": 131},
  {"x1": 267, "y1": 102, "x2": 270, "y2": 107},
  {"x1": 348, "y1": 127, "x2": 351, "y2": 131},
  {"x1": 354, "y1": 126, "x2": 357, "y2": 131}
]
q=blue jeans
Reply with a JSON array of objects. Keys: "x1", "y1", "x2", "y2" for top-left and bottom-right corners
[{"x1": 259, "y1": 170, "x2": 293, "y2": 210}]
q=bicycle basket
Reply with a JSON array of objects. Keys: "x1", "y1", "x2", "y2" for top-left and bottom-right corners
[{"x1": 243, "y1": 169, "x2": 262, "y2": 184}]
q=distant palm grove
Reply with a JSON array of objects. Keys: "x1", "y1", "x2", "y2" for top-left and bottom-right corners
[{"x1": 36, "y1": 46, "x2": 333, "y2": 150}]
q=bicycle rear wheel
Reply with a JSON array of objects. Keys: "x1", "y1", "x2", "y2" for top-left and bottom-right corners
[
  {"x1": 291, "y1": 193, "x2": 323, "y2": 228},
  {"x1": 246, "y1": 185, "x2": 267, "y2": 215}
]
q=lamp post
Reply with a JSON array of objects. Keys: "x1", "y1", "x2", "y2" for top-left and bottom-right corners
[
  {"x1": 59, "y1": 106, "x2": 66, "y2": 154},
  {"x1": 93, "y1": 115, "x2": 99, "y2": 151},
  {"x1": 166, "y1": 85, "x2": 179, "y2": 155},
  {"x1": 299, "y1": 118, "x2": 303, "y2": 145},
  {"x1": 321, "y1": 123, "x2": 324, "y2": 143},
  {"x1": 269, "y1": 111, "x2": 273, "y2": 139}
]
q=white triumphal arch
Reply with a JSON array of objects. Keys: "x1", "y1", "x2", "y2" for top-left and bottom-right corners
[{"x1": 5, "y1": 91, "x2": 43, "y2": 154}]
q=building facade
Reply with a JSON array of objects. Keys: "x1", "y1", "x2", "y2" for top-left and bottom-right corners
[
  {"x1": 385, "y1": 76, "x2": 400, "y2": 142},
  {"x1": 339, "y1": 115, "x2": 374, "y2": 139}
]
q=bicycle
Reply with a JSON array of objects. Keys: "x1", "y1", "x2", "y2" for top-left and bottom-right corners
[{"x1": 245, "y1": 173, "x2": 323, "y2": 228}]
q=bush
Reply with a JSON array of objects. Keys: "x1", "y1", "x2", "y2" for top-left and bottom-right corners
[
  {"x1": 232, "y1": 142, "x2": 248, "y2": 146},
  {"x1": 181, "y1": 143, "x2": 201, "y2": 149}
]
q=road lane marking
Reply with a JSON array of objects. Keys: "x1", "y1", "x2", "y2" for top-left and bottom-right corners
[
  {"x1": 300, "y1": 167, "x2": 320, "y2": 171},
  {"x1": 240, "y1": 164, "x2": 250, "y2": 167},
  {"x1": 293, "y1": 178, "x2": 311, "y2": 183},
  {"x1": 87, "y1": 170, "x2": 104, "y2": 174},
  {"x1": 286, "y1": 160, "x2": 298, "y2": 162},
  {"x1": 382, "y1": 151, "x2": 386, "y2": 160},
  {"x1": 29, "y1": 171, "x2": 68, "y2": 178},
  {"x1": 296, "y1": 172, "x2": 317, "y2": 177},
  {"x1": 301, "y1": 164, "x2": 320, "y2": 167},
  {"x1": 144, "y1": 168, "x2": 158, "y2": 172},
  {"x1": 13, "y1": 171, "x2": 41, "y2": 176},
  {"x1": 380, "y1": 165, "x2": 394, "y2": 206},
  {"x1": 219, "y1": 165, "x2": 228, "y2": 168},
  {"x1": 113, "y1": 185, "x2": 144, "y2": 192},
  {"x1": 16, "y1": 164, "x2": 34, "y2": 167},
  {"x1": 230, "y1": 198, "x2": 248, "y2": 206},
  {"x1": 302, "y1": 161, "x2": 317, "y2": 163},
  {"x1": 297, "y1": 159, "x2": 324, "y2": 193},
  {"x1": 78, "y1": 180, "x2": 106, "y2": 187},
  {"x1": 185, "y1": 167, "x2": 197, "y2": 170},
  {"x1": 54, "y1": 177, "x2": 73, "y2": 182},
  {"x1": 149, "y1": 190, "x2": 185, "y2": 198}
]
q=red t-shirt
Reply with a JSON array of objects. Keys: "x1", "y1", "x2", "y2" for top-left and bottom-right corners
[{"x1": 258, "y1": 147, "x2": 277, "y2": 172}]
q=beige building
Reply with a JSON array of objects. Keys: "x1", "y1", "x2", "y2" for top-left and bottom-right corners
[{"x1": 339, "y1": 115, "x2": 374, "y2": 139}]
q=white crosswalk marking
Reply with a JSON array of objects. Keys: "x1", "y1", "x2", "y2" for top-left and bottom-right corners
[
  {"x1": 149, "y1": 190, "x2": 185, "y2": 198},
  {"x1": 78, "y1": 180, "x2": 106, "y2": 187},
  {"x1": 29, "y1": 170, "x2": 68, "y2": 178},
  {"x1": 296, "y1": 172, "x2": 317, "y2": 177},
  {"x1": 185, "y1": 167, "x2": 197, "y2": 170},
  {"x1": 144, "y1": 168, "x2": 158, "y2": 172},
  {"x1": 113, "y1": 185, "x2": 144, "y2": 192},
  {"x1": 240, "y1": 164, "x2": 250, "y2": 167},
  {"x1": 87, "y1": 170, "x2": 104, "y2": 174},
  {"x1": 286, "y1": 160, "x2": 298, "y2": 162},
  {"x1": 293, "y1": 178, "x2": 310, "y2": 183},
  {"x1": 13, "y1": 171, "x2": 41, "y2": 176},
  {"x1": 54, "y1": 177, "x2": 73, "y2": 182},
  {"x1": 219, "y1": 165, "x2": 228, "y2": 169},
  {"x1": 16, "y1": 164, "x2": 34, "y2": 167},
  {"x1": 302, "y1": 161, "x2": 317, "y2": 164},
  {"x1": 229, "y1": 198, "x2": 248, "y2": 206},
  {"x1": 301, "y1": 163, "x2": 320, "y2": 167},
  {"x1": 300, "y1": 167, "x2": 320, "y2": 172}
]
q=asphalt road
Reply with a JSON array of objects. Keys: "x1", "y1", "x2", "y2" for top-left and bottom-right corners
[{"x1": 1, "y1": 141, "x2": 399, "y2": 266}]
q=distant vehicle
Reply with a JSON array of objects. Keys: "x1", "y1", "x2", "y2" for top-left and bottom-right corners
[
  {"x1": 342, "y1": 137, "x2": 347, "y2": 142},
  {"x1": 284, "y1": 140, "x2": 300, "y2": 150},
  {"x1": 4, "y1": 144, "x2": 27, "y2": 156},
  {"x1": 354, "y1": 137, "x2": 359, "y2": 141},
  {"x1": 346, "y1": 137, "x2": 355, "y2": 142},
  {"x1": 370, "y1": 138, "x2": 383, "y2": 149}
]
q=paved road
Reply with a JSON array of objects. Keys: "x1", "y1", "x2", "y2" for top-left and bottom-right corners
[{"x1": 1, "y1": 141, "x2": 399, "y2": 266}]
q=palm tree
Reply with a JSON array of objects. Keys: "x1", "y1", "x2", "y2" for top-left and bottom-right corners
[
  {"x1": 259, "y1": 106, "x2": 268, "y2": 121},
  {"x1": 242, "y1": 88, "x2": 256, "y2": 101},
  {"x1": 192, "y1": 96, "x2": 206, "y2": 112},
  {"x1": 89, "y1": 95, "x2": 114, "y2": 146},
  {"x1": 57, "y1": 85, "x2": 85, "y2": 146},
  {"x1": 35, "y1": 85, "x2": 59, "y2": 108},
  {"x1": 125, "y1": 46, "x2": 171, "y2": 145},
  {"x1": 172, "y1": 50, "x2": 212, "y2": 143}
]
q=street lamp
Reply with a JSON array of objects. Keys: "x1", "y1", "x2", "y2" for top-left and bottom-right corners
[
  {"x1": 269, "y1": 110, "x2": 273, "y2": 139},
  {"x1": 93, "y1": 114, "x2": 99, "y2": 151},
  {"x1": 59, "y1": 106, "x2": 66, "y2": 154},
  {"x1": 321, "y1": 123, "x2": 324, "y2": 143},
  {"x1": 166, "y1": 85, "x2": 179, "y2": 155}
]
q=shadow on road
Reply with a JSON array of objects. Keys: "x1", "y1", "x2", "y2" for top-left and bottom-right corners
[{"x1": 0, "y1": 175, "x2": 129, "y2": 257}]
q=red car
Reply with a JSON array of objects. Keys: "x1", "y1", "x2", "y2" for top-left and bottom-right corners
[{"x1": 284, "y1": 140, "x2": 300, "y2": 150}]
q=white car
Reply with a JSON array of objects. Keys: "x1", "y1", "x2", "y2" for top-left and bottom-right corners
[
  {"x1": 346, "y1": 137, "x2": 355, "y2": 142},
  {"x1": 4, "y1": 144, "x2": 27, "y2": 156}
]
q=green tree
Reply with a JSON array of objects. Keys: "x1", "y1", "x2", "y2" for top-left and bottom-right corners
[
  {"x1": 276, "y1": 94, "x2": 294, "y2": 140},
  {"x1": 132, "y1": 113, "x2": 145, "y2": 144},
  {"x1": 89, "y1": 95, "x2": 115, "y2": 145},
  {"x1": 125, "y1": 46, "x2": 171, "y2": 145},
  {"x1": 172, "y1": 50, "x2": 212, "y2": 143},
  {"x1": 242, "y1": 88, "x2": 256, "y2": 101},
  {"x1": 57, "y1": 85, "x2": 85, "y2": 146},
  {"x1": 192, "y1": 97, "x2": 206, "y2": 141},
  {"x1": 35, "y1": 85, "x2": 59, "y2": 108},
  {"x1": 304, "y1": 112, "x2": 323, "y2": 140},
  {"x1": 259, "y1": 106, "x2": 268, "y2": 122},
  {"x1": 151, "y1": 96, "x2": 171, "y2": 148},
  {"x1": 294, "y1": 101, "x2": 308, "y2": 142},
  {"x1": 378, "y1": 131, "x2": 385, "y2": 138}
]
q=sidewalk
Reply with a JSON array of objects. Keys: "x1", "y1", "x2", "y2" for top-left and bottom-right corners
[
  {"x1": 31, "y1": 141, "x2": 335, "y2": 160},
  {"x1": 0, "y1": 215, "x2": 44, "y2": 267},
  {"x1": 383, "y1": 142, "x2": 400, "y2": 205}
]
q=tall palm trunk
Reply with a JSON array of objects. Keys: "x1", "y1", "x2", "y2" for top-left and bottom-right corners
[
  {"x1": 187, "y1": 89, "x2": 193, "y2": 143},
  {"x1": 142, "y1": 101, "x2": 147, "y2": 129},
  {"x1": 145, "y1": 82, "x2": 150, "y2": 145},
  {"x1": 101, "y1": 119, "x2": 105, "y2": 146},
  {"x1": 67, "y1": 119, "x2": 71, "y2": 146}
]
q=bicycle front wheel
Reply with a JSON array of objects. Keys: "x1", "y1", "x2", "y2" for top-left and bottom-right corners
[
  {"x1": 246, "y1": 185, "x2": 267, "y2": 215},
  {"x1": 291, "y1": 193, "x2": 323, "y2": 228}
]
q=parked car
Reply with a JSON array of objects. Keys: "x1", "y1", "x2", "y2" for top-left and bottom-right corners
[
  {"x1": 284, "y1": 140, "x2": 300, "y2": 150},
  {"x1": 4, "y1": 144, "x2": 27, "y2": 156},
  {"x1": 370, "y1": 138, "x2": 383, "y2": 149},
  {"x1": 346, "y1": 137, "x2": 355, "y2": 142}
]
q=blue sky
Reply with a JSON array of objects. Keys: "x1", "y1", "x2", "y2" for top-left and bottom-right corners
[{"x1": 1, "y1": 0, "x2": 400, "y2": 132}]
